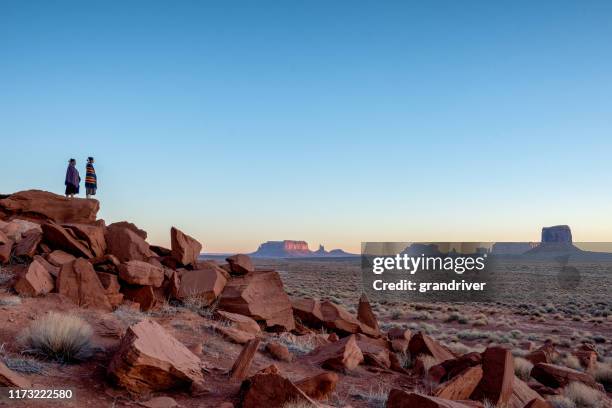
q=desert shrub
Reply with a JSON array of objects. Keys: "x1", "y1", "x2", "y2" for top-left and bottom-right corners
[
  {"x1": 549, "y1": 396, "x2": 577, "y2": 408},
  {"x1": 19, "y1": 312, "x2": 93, "y2": 362},
  {"x1": 277, "y1": 334, "x2": 316, "y2": 355},
  {"x1": 112, "y1": 305, "x2": 149, "y2": 325},
  {"x1": 562, "y1": 381, "x2": 605, "y2": 408},
  {"x1": 592, "y1": 363, "x2": 612, "y2": 392},
  {"x1": 514, "y1": 357, "x2": 533, "y2": 381},
  {"x1": 1, "y1": 355, "x2": 46, "y2": 374},
  {"x1": 182, "y1": 295, "x2": 219, "y2": 318},
  {"x1": 0, "y1": 269, "x2": 14, "y2": 285},
  {"x1": 396, "y1": 351, "x2": 414, "y2": 369},
  {"x1": 419, "y1": 355, "x2": 438, "y2": 373}
]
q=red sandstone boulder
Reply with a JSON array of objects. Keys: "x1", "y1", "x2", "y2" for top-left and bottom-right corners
[
  {"x1": 57, "y1": 258, "x2": 112, "y2": 311},
  {"x1": 0, "y1": 218, "x2": 41, "y2": 242},
  {"x1": 508, "y1": 377, "x2": 546, "y2": 408},
  {"x1": 107, "y1": 319, "x2": 204, "y2": 394},
  {"x1": 226, "y1": 254, "x2": 254, "y2": 275},
  {"x1": 0, "y1": 237, "x2": 13, "y2": 264},
  {"x1": 429, "y1": 352, "x2": 482, "y2": 383},
  {"x1": 42, "y1": 222, "x2": 93, "y2": 258},
  {"x1": 0, "y1": 361, "x2": 32, "y2": 388},
  {"x1": 573, "y1": 349, "x2": 598, "y2": 371},
  {"x1": 292, "y1": 297, "x2": 325, "y2": 327},
  {"x1": 353, "y1": 333, "x2": 391, "y2": 368},
  {"x1": 526, "y1": 343, "x2": 556, "y2": 365},
  {"x1": 357, "y1": 293, "x2": 380, "y2": 335},
  {"x1": 307, "y1": 334, "x2": 364, "y2": 371},
  {"x1": 13, "y1": 229, "x2": 42, "y2": 258},
  {"x1": 216, "y1": 310, "x2": 261, "y2": 334},
  {"x1": 14, "y1": 258, "x2": 55, "y2": 296},
  {"x1": 471, "y1": 347, "x2": 514, "y2": 406},
  {"x1": 177, "y1": 266, "x2": 227, "y2": 305},
  {"x1": 239, "y1": 371, "x2": 317, "y2": 408},
  {"x1": 122, "y1": 285, "x2": 158, "y2": 311},
  {"x1": 219, "y1": 270, "x2": 295, "y2": 331},
  {"x1": 295, "y1": 372, "x2": 338, "y2": 401},
  {"x1": 217, "y1": 326, "x2": 257, "y2": 344},
  {"x1": 118, "y1": 260, "x2": 164, "y2": 287},
  {"x1": 386, "y1": 390, "x2": 475, "y2": 408},
  {"x1": 108, "y1": 221, "x2": 147, "y2": 240},
  {"x1": 170, "y1": 227, "x2": 201, "y2": 266},
  {"x1": 0, "y1": 190, "x2": 99, "y2": 224},
  {"x1": 265, "y1": 341, "x2": 292, "y2": 362},
  {"x1": 435, "y1": 366, "x2": 483, "y2": 400},
  {"x1": 46, "y1": 249, "x2": 76, "y2": 266},
  {"x1": 388, "y1": 327, "x2": 412, "y2": 341},
  {"x1": 530, "y1": 363, "x2": 601, "y2": 390},
  {"x1": 63, "y1": 223, "x2": 107, "y2": 257},
  {"x1": 89, "y1": 254, "x2": 120, "y2": 273},
  {"x1": 97, "y1": 272, "x2": 121, "y2": 294},
  {"x1": 32, "y1": 255, "x2": 60, "y2": 277},
  {"x1": 409, "y1": 332, "x2": 455, "y2": 363},
  {"x1": 105, "y1": 224, "x2": 154, "y2": 262},
  {"x1": 320, "y1": 300, "x2": 361, "y2": 335}
]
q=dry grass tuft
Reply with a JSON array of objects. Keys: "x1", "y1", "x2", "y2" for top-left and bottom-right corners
[
  {"x1": 514, "y1": 357, "x2": 534, "y2": 381},
  {"x1": 592, "y1": 363, "x2": 612, "y2": 391},
  {"x1": 562, "y1": 381, "x2": 605, "y2": 408},
  {"x1": 19, "y1": 312, "x2": 93, "y2": 362}
]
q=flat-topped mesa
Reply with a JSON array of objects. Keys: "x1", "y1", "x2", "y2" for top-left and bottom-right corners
[
  {"x1": 0, "y1": 190, "x2": 99, "y2": 224},
  {"x1": 252, "y1": 240, "x2": 311, "y2": 257},
  {"x1": 541, "y1": 225, "x2": 572, "y2": 243}
]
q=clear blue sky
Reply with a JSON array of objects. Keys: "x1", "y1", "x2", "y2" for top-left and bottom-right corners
[{"x1": 1, "y1": 1, "x2": 611, "y2": 253}]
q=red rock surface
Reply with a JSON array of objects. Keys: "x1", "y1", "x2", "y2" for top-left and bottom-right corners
[
  {"x1": 387, "y1": 390, "x2": 475, "y2": 408},
  {"x1": 14, "y1": 257, "x2": 55, "y2": 296},
  {"x1": 471, "y1": 347, "x2": 514, "y2": 406},
  {"x1": 122, "y1": 285, "x2": 158, "y2": 311},
  {"x1": 307, "y1": 334, "x2": 364, "y2": 371},
  {"x1": 118, "y1": 260, "x2": 164, "y2": 287},
  {"x1": 239, "y1": 371, "x2": 317, "y2": 408},
  {"x1": 265, "y1": 341, "x2": 292, "y2": 362},
  {"x1": 226, "y1": 254, "x2": 255, "y2": 275},
  {"x1": 0, "y1": 190, "x2": 99, "y2": 224},
  {"x1": 409, "y1": 332, "x2": 455, "y2": 363},
  {"x1": 170, "y1": 227, "x2": 202, "y2": 266},
  {"x1": 57, "y1": 258, "x2": 112, "y2": 311},
  {"x1": 357, "y1": 293, "x2": 380, "y2": 335},
  {"x1": 12, "y1": 228, "x2": 42, "y2": 258},
  {"x1": 177, "y1": 266, "x2": 227, "y2": 304},
  {"x1": 530, "y1": 362, "x2": 601, "y2": 389},
  {"x1": 435, "y1": 366, "x2": 483, "y2": 400},
  {"x1": 216, "y1": 310, "x2": 261, "y2": 334},
  {"x1": 107, "y1": 319, "x2": 204, "y2": 394},
  {"x1": 230, "y1": 338, "x2": 261, "y2": 381},
  {"x1": 63, "y1": 223, "x2": 107, "y2": 257},
  {"x1": 105, "y1": 224, "x2": 154, "y2": 262},
  {"x1": 42, "y1": 222, "x2": 94, "y2": 258},
  {"x1": 295, "y1": 371, "x2": 339, "y2": 401},
  {"x1": 219, "y1": 270, "x2": 295, "y2": 331},
  {"x1": 46, "y1": 249, "x2": 76, "y2": 266}
]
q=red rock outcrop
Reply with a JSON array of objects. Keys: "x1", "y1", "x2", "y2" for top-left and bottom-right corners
[
  {"x1": 230, "y1": 339, "x2": 261, "y2": 381},
  {"x1": 508, "y1": 377, "x2": 546, "y2": 408},
  {"x1": 0, "y1": 190, "x2": 99, "y2": 224},
  {"x1": 526, "y1": 342, "x2": 556, "y2": 365},
  {"x1": 387, "y1": 390, "x2": 476, "y2": 408},
  {"x1": 353, "y1": 334, "x2": 390, "y2": 368},
  {"x1": 42, "y1": 222, "x2": 93, "y2": 258},
  {"x1": 107, "y1": 221, "x2": 147, "y2": 240},
  {"x1": 239, "y1": 370, "x2": 317, "y2": 408},
  {"x1": 320, "y1": 300, "x2": 361, "y2": 335},
  {"x1": 57, "y1": 258, "x2": 112, "y2": 311},
  {"x1": 13, "y1": 229, "x2": 42, "y2": 258},
  {"x1": 107, "y1": 319, "x2": 204, "y2": 394},
  {"x1": 105, "y1": 224, "x2": 154, "y2": 262},
  {"x1": 292, "y1": 297, "x2": 325, "y2": 327},
  {"x1": 118, "y1": 260, "x2": 164, "y2": 287},
  {"x1": 216, "y1": 310, "x2": 261, "y2": 334},
  {"x1": 219, "y1": 270, "x2": 295, "y2": 331},
  {"x1": 357, "y1": 293, "x2": 380, "y2": 335},
  {"x1": 122, "y1": 285, "x2": 158, "y2": 311},
  {"x1": 177, "y1": 266, "x2": 227, "y2": 304},
  {"x1": 170, "y1": 227, "x2": 201, "y2": 266},
  {"x1": 295, "y1": 372, "x2": 338, "y2": 401},
  {"x1": 63, "y1": 223, "x2": 107, "y2": 257},
  {"x1": 530, "y1": 363, "x2": 601, "y2": 389},
  {"x1": 307, "y1": 334, "x2": 364, "y2": 371},
  {"x1": 14, "y1": 257, "x2": 55, "y2": 296},
  {"x1": 409, "y1": 332, "x2": 455, "y2": 363},
  {"x1": 429, "y1": 352, "x2": 482, "y2": 383},
  {"x1": 265, "y1": 341, "x2": 292, "y2": 362},
  {"x1": 471, "y1": 347, "x2": 514, "y2": 406},
  {"x1": 225, "y1": 254, "x2": 254, "y2": 275},
  {"x1": 46, "y1": 249, "x2": 76, "y2": 266},
  {"x1": 435, "y1": 366, "x2": 483, "y2": 400},
  {"x1": 0, "y1": 361, "x2": 32, "y2": 388},
  {"x1": 573, "y1": 349, "x2": 597, "y2": 371}
]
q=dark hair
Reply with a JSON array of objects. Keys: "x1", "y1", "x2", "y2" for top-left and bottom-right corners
[
  {"x1": 88, "y1": 157, "x2": 94, "y2": 161},
  {"x1": 69, "y1": 158, "x2": 76, "y2": 164}
]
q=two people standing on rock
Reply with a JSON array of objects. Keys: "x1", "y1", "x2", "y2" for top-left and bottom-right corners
[{"x1": 64, "y1": 157, "x2": 97, "y2": 199}]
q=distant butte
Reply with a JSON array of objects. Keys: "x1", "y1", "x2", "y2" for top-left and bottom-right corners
[{"x1": 251, "y1": 240, "x2": 355, "y2": 258}]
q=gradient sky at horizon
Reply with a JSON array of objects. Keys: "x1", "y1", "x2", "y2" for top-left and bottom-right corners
[{"x1": 1, "y1": 1, "x2": 611, "y2": 253}]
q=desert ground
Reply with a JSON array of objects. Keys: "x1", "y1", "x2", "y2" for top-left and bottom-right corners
[{"x1": 0, "y1": 191, "x2": 610, "y2": 408}]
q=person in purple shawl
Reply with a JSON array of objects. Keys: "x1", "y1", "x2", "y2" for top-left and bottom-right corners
[{"x1": 65, "y1": 158, "x2": 81, "y2": 197}]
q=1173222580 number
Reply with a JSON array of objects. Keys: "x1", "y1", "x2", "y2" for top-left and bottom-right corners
[{"x1": 7, "y1": 389, "x2": 74, "y2": 399}]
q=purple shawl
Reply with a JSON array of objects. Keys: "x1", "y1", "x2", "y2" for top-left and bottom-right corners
[{"x1": 65, "y1": 164, "x2": 80, "y2": 186}]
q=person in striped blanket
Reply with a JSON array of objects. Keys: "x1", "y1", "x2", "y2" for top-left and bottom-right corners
[{"x1": 85, "y1": 156, "x2": 97, "y2": 199}]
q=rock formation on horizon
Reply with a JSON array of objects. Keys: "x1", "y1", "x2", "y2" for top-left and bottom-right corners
[{"x1": 251, "y1": 240, "x2": 354, "y2": 258}]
